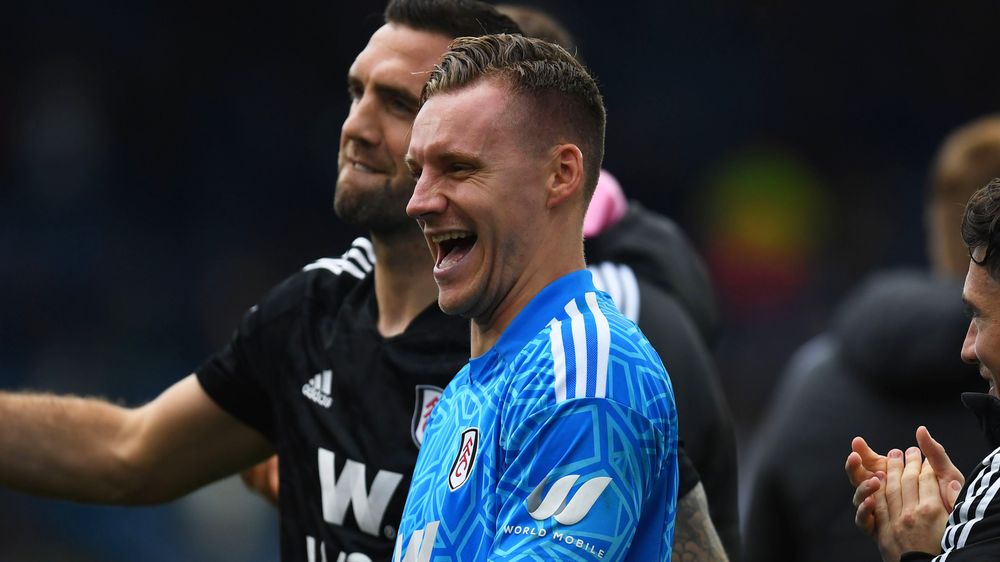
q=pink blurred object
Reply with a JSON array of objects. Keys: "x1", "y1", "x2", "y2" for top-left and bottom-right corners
[{"x1": 583, "y1": 169, "x2": 629, "y2": 237}]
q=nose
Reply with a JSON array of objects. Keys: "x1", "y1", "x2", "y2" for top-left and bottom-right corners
[
  {"x1": 962, "y1": 320, "x2": 978, "y2": 364},
  {"x1": 341, "y1": 93, "x2": 380, "y2": 148},
  {"x1": 406, "y1": 174, "x2": 447, "y2": 220}
]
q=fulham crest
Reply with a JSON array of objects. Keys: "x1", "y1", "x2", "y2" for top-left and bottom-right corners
[
  {"x1": 448, "y1": 427, "x2": 479, "y2": 491},
  {"x1": 411, "y1": 385, "x2": 442, "y2": 448}
]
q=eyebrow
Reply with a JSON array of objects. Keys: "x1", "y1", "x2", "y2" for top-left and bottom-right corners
[
  {"x1": 347, "y1": 74, "x2": 420, "y2": 108},
  {"x1": 404, "y1": 149, "x2": 484, "y2": 178},
  {"x1": 413, "y1": 149, "x2": 483, "y2": 170},
  {"x1": 439, "y1": 150, "x2": 482, "y2": 164},
  {"x1": 376, "y1": 84, "x2": 420, "y2": 108}
]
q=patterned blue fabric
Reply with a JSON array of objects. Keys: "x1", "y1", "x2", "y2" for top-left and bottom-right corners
[{"x1": 394, "y1": 270, "x2": 678, "y2": 562}]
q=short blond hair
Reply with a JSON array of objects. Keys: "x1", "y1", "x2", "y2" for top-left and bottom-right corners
[{"x1": 421, "y1": 33, "x2": 606, "y2": 196}]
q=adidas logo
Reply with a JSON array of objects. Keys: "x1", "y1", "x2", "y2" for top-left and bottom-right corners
[{"x1": 302, "y1": 369, "x2": 333, "y2": 408}]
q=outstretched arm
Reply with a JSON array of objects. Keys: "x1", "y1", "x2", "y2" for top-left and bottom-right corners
[{"x1": 0, "y1": 374, "x2": 273, "y2": 505}]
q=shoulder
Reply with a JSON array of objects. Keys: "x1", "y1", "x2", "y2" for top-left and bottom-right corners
[
  {"x1": 243, "y1": 237, "x2": 375, "y2": 329},
  {"x1": 300, "y1": 236, "x2": 375, "y2": 282},
  {"x1": 505, "y1": 291, "x2": 673, "y2": 423}
]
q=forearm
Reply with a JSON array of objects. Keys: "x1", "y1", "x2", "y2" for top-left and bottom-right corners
[
  {"x1": 0, "y1": 391, "x2": 141, "y2": 503},
  {"x1": 672, "y1": 482, "x2": 729, "y2": 562},
  {"x1": 122, "y1": 376, "x2": 274, "y2": 504},
  {"x1": 0, "y1": 376, "x2": 273, "y2": 506}
]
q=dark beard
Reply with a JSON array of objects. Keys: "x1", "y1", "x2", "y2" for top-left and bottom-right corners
[{"x1": 333, "y1": 177, "x2": 414, "y2": 236}]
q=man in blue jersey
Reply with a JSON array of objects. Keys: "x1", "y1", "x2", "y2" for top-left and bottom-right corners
[{"x1": 395, "y1": 34, "x2": 679, "y2": 561}]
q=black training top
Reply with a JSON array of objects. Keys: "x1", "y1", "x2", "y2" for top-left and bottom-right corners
[{"x1": 197, "y1": 238, "x2": 469, "y2": 562}]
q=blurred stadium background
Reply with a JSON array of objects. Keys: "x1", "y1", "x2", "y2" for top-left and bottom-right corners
[{"x1": 2, "y1": 0, "x2": 999, "y2": 558}]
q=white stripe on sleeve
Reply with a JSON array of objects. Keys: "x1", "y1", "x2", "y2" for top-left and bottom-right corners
[
  {"x1": 565, "y1": 299, "x2": 588, "y2": 399},
  {"x1": 548, "y1": 318, "x2": 567, "y2": 403},
  {"x1": 585, "y1": 292, "x2": 610, "y2": 398}
]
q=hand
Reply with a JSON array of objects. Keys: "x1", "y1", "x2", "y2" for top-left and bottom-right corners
[
  {"x1": 847, "y1": 436, "x2": 887, "y2": 537},
  {"x1": 914, "y1": 425, "x2": 964, "y2": 512},
  {"x1": 241, "y1": 454, "x2": 280, "y2": 506},
  {"x1": 870, "y1": 447, "x2": 953, "y2": 562},
  {"x1": 847, "y1": 427, "x2": 964, "y2": 537}
]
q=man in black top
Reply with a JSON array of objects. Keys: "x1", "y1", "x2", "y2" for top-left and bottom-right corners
[
  {"x1": 0, "y1": 2, "x2": 519, "y2": 561},
  {"x1": 748, "y1": 115, "x2": 1000, "y2": 562},
  {"x1": 0, "y1": 1, "x2": 729, "y2": 561},
  {"x1": 243, "y1": 4, "x2": 734, "y2": 561}
]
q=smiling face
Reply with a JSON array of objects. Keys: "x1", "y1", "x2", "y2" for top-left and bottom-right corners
[
  {"x1": 962, "y1": 259, "x2": 1000, "y2": 397},
  {"x1": 405, "y1": 79, "x2": 557, "y2": 329},
  {"x1": 334, "y1": 24, "x2": 452, "y2": 234}
]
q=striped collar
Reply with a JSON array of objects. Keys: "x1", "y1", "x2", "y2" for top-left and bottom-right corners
[
  {"x1": 493, "y1": 269, "x2": 596, "y2": 360},
  {"x1": 468, "y1": 270, "x2": 596, "y2": 381}
]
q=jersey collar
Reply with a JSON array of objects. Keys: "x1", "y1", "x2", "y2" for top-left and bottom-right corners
[
  {"x1": 494, "y1": 269, "x2": 596, "y2": 360},
  {"x1": 467, "y1": 269, "x2": 596, "y2": 383}
]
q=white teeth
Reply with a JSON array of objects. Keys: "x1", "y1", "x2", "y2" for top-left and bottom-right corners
[
  {"x1": 431, "y1": 232, "x2": 472, "y2": 244},
  {"x1": 353, "y1": 162, "x2": 377, "y2": 173}
]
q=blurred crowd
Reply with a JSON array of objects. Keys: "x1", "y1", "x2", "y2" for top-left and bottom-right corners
[{"x1": 3, "y1": 0, "x2": 1000, "y2": 560}]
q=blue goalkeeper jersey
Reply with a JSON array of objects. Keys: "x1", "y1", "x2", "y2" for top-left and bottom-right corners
[{"x1": 394, "y1": 270, "x2": 679, "y2": 562}]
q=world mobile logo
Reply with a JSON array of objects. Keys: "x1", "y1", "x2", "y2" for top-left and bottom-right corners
[{"x1": 502, "y1": 524, "x2": 608, "y2": 559}]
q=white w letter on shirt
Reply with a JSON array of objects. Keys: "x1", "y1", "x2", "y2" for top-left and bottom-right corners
[{"x1": 318, "y1": 448, "x2": 404, "y2": 537}]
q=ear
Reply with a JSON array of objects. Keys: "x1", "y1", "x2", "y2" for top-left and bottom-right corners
[{"x1": 546, "y1": 143, "x2": 585, "y2": 209}]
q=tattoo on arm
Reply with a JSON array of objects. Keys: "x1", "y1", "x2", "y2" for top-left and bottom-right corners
[{"x1": 671, "y1": 483, "x2": 729, "y2": 562}]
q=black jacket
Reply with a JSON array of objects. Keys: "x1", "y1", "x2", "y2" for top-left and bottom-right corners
[
  {"x1": 744, "y1": 270, "x2": 984, "y2": 562},
  {"x1": 586, "y1": 202, "x2": 739, "y2": 559}
]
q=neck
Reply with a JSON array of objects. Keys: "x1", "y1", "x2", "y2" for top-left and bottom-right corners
[
  {"x1": 371, "y1": 226, "x2": 439, "y2": 338},
  {"x1": 469, "y1": 235, "x2": 586, "y2": 356}
]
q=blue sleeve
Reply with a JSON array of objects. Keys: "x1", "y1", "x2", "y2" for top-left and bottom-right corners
[{"x1": 490, "y1": 398, "x2": 672, "y2": 561}]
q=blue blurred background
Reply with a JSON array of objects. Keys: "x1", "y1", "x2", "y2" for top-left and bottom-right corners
[{"x1": 2, "y1": 0, "x2": 999, "y2": 559}]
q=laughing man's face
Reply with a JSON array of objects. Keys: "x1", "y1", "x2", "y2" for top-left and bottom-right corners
[
  {"x1": 962, "y1": 257, "x2": 1000, "y2": 397},
  {"x1": 405, "y1": 79, "x2": 553, "y2": 328}
]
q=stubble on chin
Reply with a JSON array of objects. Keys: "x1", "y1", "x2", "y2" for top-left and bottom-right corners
[{"x1": 333, "y1": 176, "x2": 414, "y2": 234}]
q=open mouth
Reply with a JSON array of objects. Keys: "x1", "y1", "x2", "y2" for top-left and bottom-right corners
[{"x1": 432, "y1": 231, "x2": 477, "y2": 269}]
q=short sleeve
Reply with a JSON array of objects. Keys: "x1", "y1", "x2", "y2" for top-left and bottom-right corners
[
  {"x1": 194, "y1": 267, "x2": 329, "y2": 440},
  {"x1": 196, "y1": 300, "x2": 276, "y2": 440}
]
